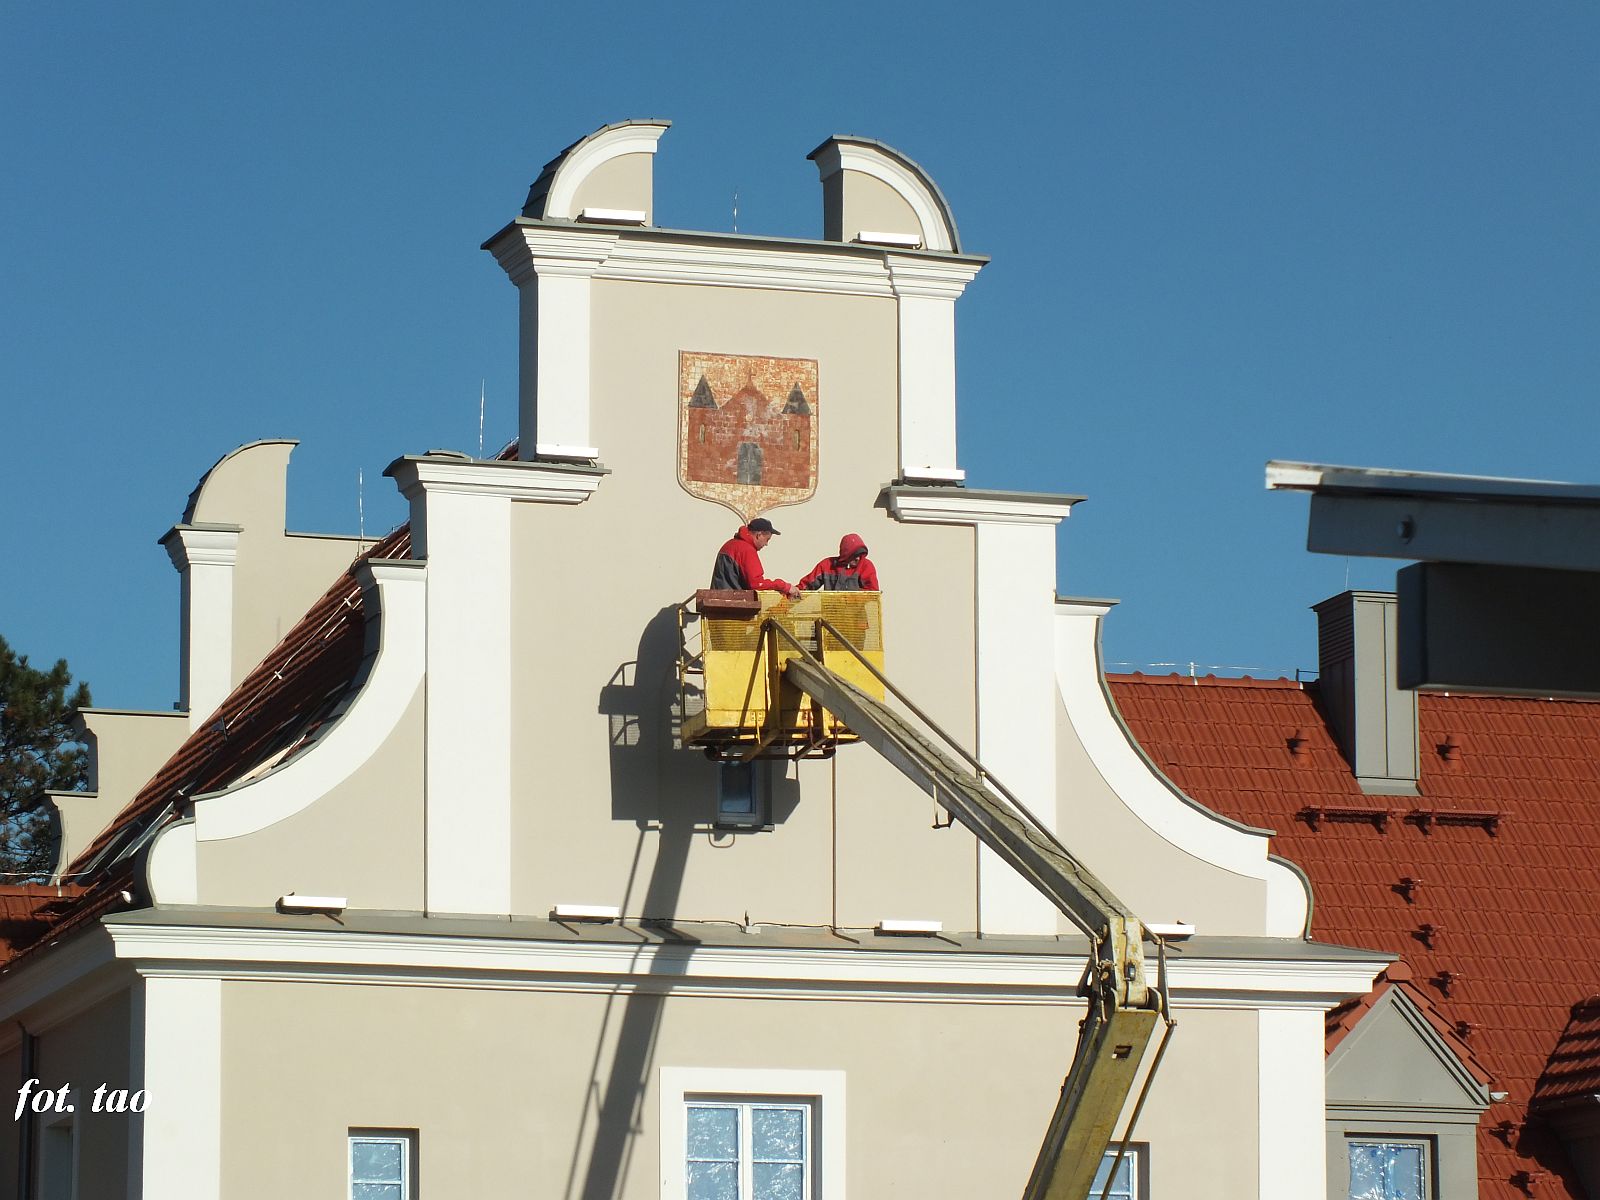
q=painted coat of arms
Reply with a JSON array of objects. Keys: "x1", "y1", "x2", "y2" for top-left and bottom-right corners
[{"x1": 678, "y1": 351, "x2": 819, "y2": 521}]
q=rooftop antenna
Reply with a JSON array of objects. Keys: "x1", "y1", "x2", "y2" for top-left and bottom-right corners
[
  {"x1": 732, "y1": 188, "x2": 739, "y2": 234},
  {"x1": 478, "y1": 379, "x2": 486, "y2": 458},
  {"x1": 357, "y1": 468, "x2": 365, "y2": 548}
]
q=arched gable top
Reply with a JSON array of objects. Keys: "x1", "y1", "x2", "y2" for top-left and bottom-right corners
[
  {"x1": 807, "y1": 135, "x2": 962, "y2": 254},
  {"x1": 182, "y1": 439, "x2": 298, "y2": 527},
  {"x1": 522, "y1": 119, "x2": 671, "y2": 223}
]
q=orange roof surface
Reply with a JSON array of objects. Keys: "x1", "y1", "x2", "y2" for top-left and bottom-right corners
[
  {"x1": 8, "y1": 526, "x2": 411, "y2": 967},
  {"x1": 1110, "y1": 671, "x2": 1600, "y2": 1199},
  {"x1": 23, "y1": 442, "x2": 526, "y2": 962}
]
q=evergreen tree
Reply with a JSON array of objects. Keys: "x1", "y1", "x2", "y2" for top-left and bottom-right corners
[{"x1": 0, "y1": 636, "x2": 91, "y2": 879}]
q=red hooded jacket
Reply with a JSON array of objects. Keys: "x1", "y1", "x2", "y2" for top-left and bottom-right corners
[{"x1": 799, "y1": 533, "x2": 879, "y2": 591}]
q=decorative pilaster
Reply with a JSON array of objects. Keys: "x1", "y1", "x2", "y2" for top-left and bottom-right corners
[
  {"x1": 885, "y1": 255, "x2": 982, "y2": 484},
  {"x1": 887, "y1": 487, "x2": 1079, "y2": 934},
  {"x1": 159, "y1": 523, "x2": 242, "y2": 730},
  {"x1": 385, "y1": 455, "x2": 605, "y2": 917},
  {"x1": 487, "y1": 227, "x2": 619, "y2": 462}
]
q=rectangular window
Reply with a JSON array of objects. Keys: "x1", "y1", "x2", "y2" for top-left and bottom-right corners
[
  {"x1": 686, "y1": 1099, "x2": 811, "y2": 1200},
  {"x1": 660, "y1": 1067, "x2": 843, "y2": 1200},
  {"x1": 716, "y1": 761, "x2": 769, "y2": 829},
  {"x1": 1348, "y1": 1137, "x2": 1428, "y2": 1200},
  {"x1": 1093, "y1": 1144, "x2": 1144, "y2": 1200},
  {"x1": 349, "y1": 1130, "x2": 415, "y2": 1200}
]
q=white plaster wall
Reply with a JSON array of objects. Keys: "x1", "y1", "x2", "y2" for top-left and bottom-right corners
[
  {"x1": 975, "y1": 520, "x2": 1061, "y2": 934},
  {"x1": 894, "y1": 291, "x2": 959, "y2": 476},
  {"x1": 1257, "y1": 1007, "x2": 1328, "y2": 1199},
  {"x1": 409, "y1": 487, "x2": 513, "y2": 915},
  {"x1": 499, "y1": 276, "x2": 982, "y2": 930},
  {"x1": 129, "y1": 976, "x2": 220, "y2": 1200},
  {"x1": 208, "y1": 974, "x2": 1275, "y2": 1199}
]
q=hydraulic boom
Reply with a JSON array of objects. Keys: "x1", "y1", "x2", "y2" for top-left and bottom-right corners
[{"x1": 779, "y1": 630, "x2": 1166, "y2": 1200}]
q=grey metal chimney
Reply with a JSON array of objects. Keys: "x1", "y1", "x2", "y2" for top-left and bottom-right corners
[{"x1": 1313, "y1": 591, "x2": 1420, "y2": 796}]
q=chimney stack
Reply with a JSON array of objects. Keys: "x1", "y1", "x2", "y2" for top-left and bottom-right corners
[{"x1": 1314, "y1": 591, "x2": 1420, "y2": 796}]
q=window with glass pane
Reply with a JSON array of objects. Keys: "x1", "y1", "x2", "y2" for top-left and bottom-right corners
[
  {"x1": 1348, "y1": 1138, "x2": 1427, "y2": 1200},
  {"x1": 349, "y1": 1131, "x2": 413, "y2": 1200},
  {"x1": 1092, "y1": 1147, "x2": 1138, "y2": 1200},
  {"x1": 686, "y1": 1099, "x2": 811, "y2": 1199}
]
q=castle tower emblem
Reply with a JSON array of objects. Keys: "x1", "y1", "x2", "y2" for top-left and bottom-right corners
[{"x1": 678, "y1": 351, "x2": 819, "y2": 521}]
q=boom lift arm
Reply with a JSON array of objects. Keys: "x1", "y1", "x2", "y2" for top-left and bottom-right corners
[{"x1": 774, "y1": 622, "x2": 1169, "y2": 1200}]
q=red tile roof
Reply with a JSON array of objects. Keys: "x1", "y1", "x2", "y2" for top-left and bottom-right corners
[
  {"x1": 26, "y1": 441, "x2": 522, "y2": 964},
  {"x1": 1110, "y1": 672, "x2": 1600, "y2": 1198},
  {"x1": 8, "y1": 525, "x2": 410, "y2": 967}
]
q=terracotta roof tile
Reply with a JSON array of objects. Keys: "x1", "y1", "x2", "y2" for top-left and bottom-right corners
[
  {"x1": 1110, "y1": 673, "x2": 1600, "y2": 1199},
  {"x1": 20, "y1": 441, "x2": 526, "y2": 961},
  {"x1": 5, "y1": 525, "x2": 412, "y2": 970}
]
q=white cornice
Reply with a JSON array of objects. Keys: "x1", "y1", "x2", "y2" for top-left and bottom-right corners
[
  {"x1": 93, "y1": 921, "x2": 1381, "y2": 1009},
  {"x1": 490, "y1": 223, "x2": 987, "y2": 300},
  {"x1": 887, "y1": 490, "x2": 1078, "y2": 527},
  {"x1": 0, "y1": 926, "x2": 123, "y2": 1035},
  {"x1": 385, "y1": 456, "x2": 606, "y2": 504},
  {"x1": 885, "y1": 254, "x2": 982, "y2": 300},
  {"x1": 160, "y1": 523, "x2": 242, "y2": 571},
  {"x1": 599, "y1": 238, "x2": 898, "y2": 297},
  {"x1": 488, "y1": 226, "x2": 620, "y2": 286}
]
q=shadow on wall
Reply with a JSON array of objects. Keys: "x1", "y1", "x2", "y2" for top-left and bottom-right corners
[
  {"x1": 568, "y1": 607, "x2": 704, "y2": 1200},
  {"x1": 599, "y1": 604, "x2": 798, "y2": 827},
  {"x1": 560, "y1": 821, "x2": 696, "y2": 1200},
  {"x1": 567, "y1": 605, "x2": 814, "y2": 1199},
  {"x1": 600, "y1": 605, "x2": 705, "y2": 824}
]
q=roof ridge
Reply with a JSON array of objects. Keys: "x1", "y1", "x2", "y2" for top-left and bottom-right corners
[{"x1": 1106, "y1": 671, "x2": 1305, "y2": 689}]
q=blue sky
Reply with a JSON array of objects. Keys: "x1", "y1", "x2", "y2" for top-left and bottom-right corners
[{"x1": 3, "y1": 3, "x2": 1597, "y2": 709}]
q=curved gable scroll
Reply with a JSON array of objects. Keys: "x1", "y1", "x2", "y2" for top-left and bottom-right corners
[
  {"x1": 523, "y1": 119, "x2": 671, "y2": 223},
  {"x1": 190, "y1": 559, "x2": 425, "y2": 842},
  {"x1": 1055, "y1": 599, "x2": 1312, "y2": 937},
  {"x1": 808, "y1": 135, "x2": 962, "y2": 253}
]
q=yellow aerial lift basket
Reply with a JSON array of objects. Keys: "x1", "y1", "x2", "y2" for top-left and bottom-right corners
[{"x1": 677, "y1": 590, "x2": 885, "y2": 757}]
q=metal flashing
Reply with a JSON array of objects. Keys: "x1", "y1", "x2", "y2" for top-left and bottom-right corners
[
  {"x1": 1268, "y1": 460, "x2": 1600, "y2": 506},
  {"x1": 482, "y1": 217, "x2": 989, "y2": 266}
]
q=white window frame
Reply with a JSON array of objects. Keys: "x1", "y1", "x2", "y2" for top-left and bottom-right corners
[
  {"x1": 660, "y1": 1067, "x2": 845, "y2": 1200},
  {"x1": 1346, "y1": 1135, "x2": 1431, "y2": 1200},
  {"x1": 686, "y1": 1097, "x2": 813, "y2": 1199},
  {"x1": 1094, "y1": 1142, "x2": 1148, "y2": 1200},
  {"x1": 348, "y1": 1128, "x2": 416, "y2": 1200}
]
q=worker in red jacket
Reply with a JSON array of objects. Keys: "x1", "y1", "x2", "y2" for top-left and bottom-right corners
[
  {"x1": 710, "y1": 517, "x2": 800, "y2": 598},
  {"x1": 799, "y1": 533, "x2": 879, "y2": 591}
]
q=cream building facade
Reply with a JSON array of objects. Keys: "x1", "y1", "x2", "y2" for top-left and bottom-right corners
[{"x1": 0, "y1": 121, "x2": 1386, "y2": 1200}]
